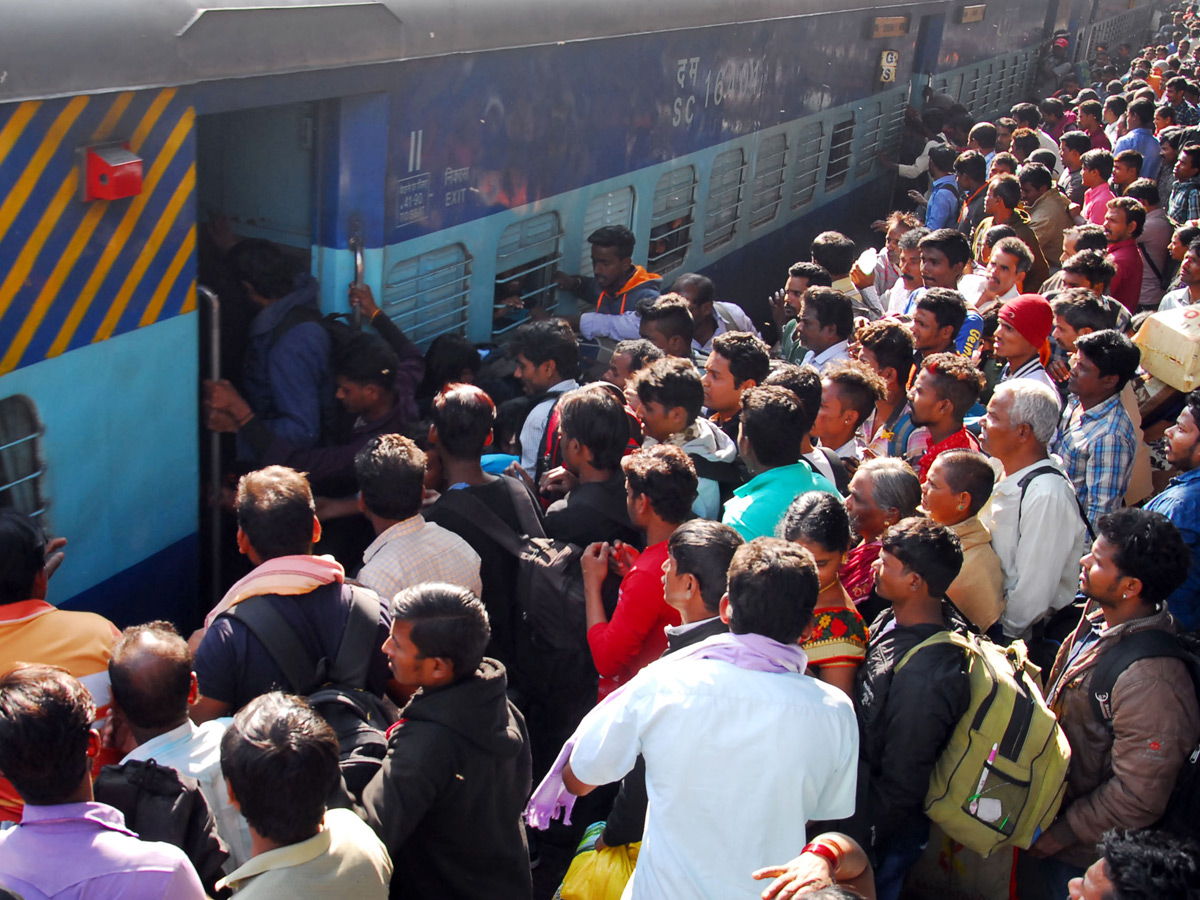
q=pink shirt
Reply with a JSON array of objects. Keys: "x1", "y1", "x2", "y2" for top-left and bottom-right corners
[{"x1": 1083, "y1": 182, "x2": 1115, "y2": 225}]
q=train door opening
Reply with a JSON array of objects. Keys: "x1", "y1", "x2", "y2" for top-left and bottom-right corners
[
  {"x1": 193, "y1": 100, "x2": 319, "y2": 611},
  {"x1": 910, "y1": 14, "x2": 947, "y2": 104}
]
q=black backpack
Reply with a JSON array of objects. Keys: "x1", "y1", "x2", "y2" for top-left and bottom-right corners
[
  {"x1": 1088, "y1": 628, "x2": 1200, "y2": 842},
  {"x1": 94, "y1": 758, "x2": 230, "y2": 897},
  {"x1": 222, "y1": 584, "x2": 396, "y2": 798}
]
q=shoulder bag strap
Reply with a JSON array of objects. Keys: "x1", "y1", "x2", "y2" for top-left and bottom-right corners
[
  {"x1": 330, "y1": 585, "x2": 382, "y2": 688},
  {"x1": 1138, "y1": 241, "x2": 1164, "y2": 280},
  {"x1": 224, "y1": 595, "x2": 319, "y2": 693},
  {"x1": 435, "y1": 486, "x2": 527, "y2": 557},
  {"x1": 1088, "y1": 628, "x2": 1188, "y2": 728}
]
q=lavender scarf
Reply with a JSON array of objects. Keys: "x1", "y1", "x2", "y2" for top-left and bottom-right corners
[{"x1": 525, "y1": 631, "x2": 809, "y2": 829}]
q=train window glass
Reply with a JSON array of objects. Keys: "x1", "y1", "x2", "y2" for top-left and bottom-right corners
[
  {"x1": 580, "y1": 188, "x2": 636, "y2": 276},
  {"x1": 704, "y1": 148, "x2": 747, "y2": 253},
  {"x1": 749, "y1": 133, "x2": 788, "y2": 229},
  {"x1": 382, "y1": 245, "x2": 472, "y2": 347},
  {"x1": 649, "y1": 166, "x2": 697, "y2": 275},
  {"x1": 493, "y1": 212, "x2": 564, "y2": 336},
  {"x1": 0, "y1": 395, "x2": 44, "y2": 520},
  {"x1": 856, "y1": 92, "x2": 907, "y2": 178},
  {"x1": 790, "y1": 121, "x2": 826, "y2": 210},
  {"x1": 854, "y1": 102, "x2": 885, "y2": 179},
  {"x1": 825, "y1": 115, "x2": 856, "y2": 191}
]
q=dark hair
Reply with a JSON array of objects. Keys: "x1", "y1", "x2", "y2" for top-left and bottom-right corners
[
  {"x1": 881, "y1": 517, "x2": 964, "y2": 596},
  {"x1": 811, "y1": 232, "x2": 856, "y2": 277},
  {"x1": 638, "y1": 293, "x2": 695, "y2": 346},
  {"x1": 954, "y1": 149, "x2": 988, "y2": 183},
  {"x1": 353, "y1": 433, "x2": 426, "y2": 521},
  {"x1": 1077, "y1": 99, "x2": 1104, "y2": 122},
  {"x1": 227, "y1": 239, "x2": 296, "y2": 300},
  {"x1": 740, "y1": 385, "x2": 808, "y2": 468},
  {"x1": 786, "y1": 261, "x2": 833, "y2": 287},
  {"x1": 1011, "y1": 128, "x2": 1042, "y2": 159},
  {"x1": 990, "y1": 152, "x2": 1019, "y2": 174},
  {"x1": 0, "y1": 666, "x2": 95, "y2": 805},
  {"x1": 221, "y1": 692, "x2": 339, "y2": 845},
  {"x1": 1039, "y1": 97, "x2": 1065, "y2": 119},
  {"x1": 988, "y1": 173, "x2": 1022, "y2": 210},
  {"x1": 1017, "y1": 161, "x2": 1054, "y2": 191},
  {"x1": 422, "y1": 333, "x2": 481, "y2": 396},
  {"x1": 929, "y1": 143, "x2": 959, "y2": 175},
  {"x1": 511, "y1": 319, "x2": 579, "y2": 381},
  {"x1": 1124, "y1": 177, "x2": 1161, "y2": 208},
  {"x1": 761, "y1": 364, "x2": 821, "y2": 437},
  {"x1": 1074, "y1": 329, "x2": 1142, "y2": 392},
  {"x1": 236, "y1": 466, "x2": 316, "y2": 560},
  {"x1": 1127, "y1": 98, "x2": 1156, "y2": 128},
  {"x1": 1067, "y1": 223, "x2": 1110, "y2": 253},
  {"x1": 919, "y1": 228, "x2": 973, "y2": 268},
  {"x1": 778, "y1": 492, "x2": 852, "y2": 554},
  {"x1": 920, "y1": 353, "x2": 986, "y2": 419},
  {"x1": 1095, "y1": 508, "x2": 1191, "y2": 604},
  {"x1": 622, "y1": 444, "x2": 698, "y2": 524},
  {"x1": 431, "y1": 383, "x2": 496, "y2": 459},
  {"x1": 557, "y1": 383, "x2": 631, "y2": 471},
  {"x1": 1161, "y1": 127, "x2": 1187, "y2": 153},
  {"x1": 711, "y1": 331, "x2": 771, "y2": 386},
  {"x1": 1114, "y1": 149, "x2": 1145, "y2": 177},
  {"x1": 108, "y1": 621, "x2": 192, "y2": 732},
  {"x1": 825, "y1": 360, "x2": 887, "y2": 425},
  {"x1": 1063, "y1": 249, "x2": 1118, "y2": 292},
  {"x1": 587, "y1": 224, "x2": 636, "y2": 259},
  {"x1": 613, "y1": 338, "x2": 665, "y2": 374},
  {"x1": 857, "y1": 319, "x2": 915, "y2": 384},
  {"x1": 1060, "y1": 130, "x2": 1094, "y2": 156},
  {"x1": 1052, "y1": 287, "x2": 1120, "y2": 331},
  {"x1": 916, "y1": 287, "x2": 969, "y2": 334},
  {"x1": 669, "y1": 272, "x2": 715, "y2": 307},
  {"x1": 969, "y1": 122, "x2": 997, "y2": 150},
  {"x1": 1082, "y1": 148, "x2": 1115, "y2": 180},
  {"x1": 897, "y1": 227, "x2": 930, "y2": 253},
  {"x1": 635, "y1": 356, "x2": 704, "y2": 423},
  {"x1": 1104, "y1": 95, "x2": 1129, "y2": 117},
  {"x1": 725, "y1": 538, "x2": 819, "y2": 642},
  {"x1": 1101, "y1": 828, "x2": 1200, "y2": 900},
  {"x1": 1181, "y1": 144, "x2": 1200, "y2": 174},
  {"x1": 1178, "y1": 223, "x2": 1200, "y2": 250},
  {"x1": 1011, "y1": 102, "x2": 1041, "y2": 127},
  {"x1": 982, "y1": 224, "x2": 1018, "y2": 249},
  {"x1": 802, "y1": 287, "x2": 854, "y2": 340},
  {"x1": 1028, "y1": 149, "x2": 1058, "y2": 171},
  {"x1": 0, "y1": 511, "x2": 45, "y2": 606},
  {"x1": 667, "y1": 520, "x2": 744, "y2": 613},
  {"x1": 991, "y1": 235, "x2": 1035, "y2": 273},
  {"x1": 936, "y1": 449, "x2": 995, "y2": 516},
  {"x1": 1157, "y1": 103, "x2": 1179, "y2": 126},
  {"x1": 391, "y1": 582, "x2": 491, "y2": 680},
  {"x1": 1108, "y1": 196, "x2": 1147, "y2": 238}
]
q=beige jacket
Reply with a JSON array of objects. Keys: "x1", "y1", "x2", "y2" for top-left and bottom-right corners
[
  {"x1": 1026, "y1": 188, "x2": 1073, "y2": 266},
  {"x1": 946, "y1": 517, "x2": 1005, "y2": 632}
]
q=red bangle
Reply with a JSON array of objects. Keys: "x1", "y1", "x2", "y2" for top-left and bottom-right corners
[{"x1": 800, "y1": 840, "x2": 841, "y2": 875}]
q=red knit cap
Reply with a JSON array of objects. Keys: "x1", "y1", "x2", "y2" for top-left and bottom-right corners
[{"x1": 998, "y1": 294, "x2": 1054, "y2": 349}]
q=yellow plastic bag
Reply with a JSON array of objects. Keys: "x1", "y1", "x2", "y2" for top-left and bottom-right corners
[{"x1": 556, "y1": 821, "x2": 640, "y2": 900}]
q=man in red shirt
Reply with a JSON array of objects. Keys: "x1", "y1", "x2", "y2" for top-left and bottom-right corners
[
  {"x1": 579, "y1": 445, "x2": 695, "y2": 698},
  {"x1": 907, "y1": 353, "x2": 986, "y2": 482},
  {"x1": 1103, "y1": 196, "x2": 1147, "y2": 311}
]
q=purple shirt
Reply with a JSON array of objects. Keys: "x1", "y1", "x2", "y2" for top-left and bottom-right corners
[{"x1": 0, "y1": 802, "x2": 205, "y2": 899}]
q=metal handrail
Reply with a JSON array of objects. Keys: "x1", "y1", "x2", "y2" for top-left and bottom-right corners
[
  {"x1": 197, "y1": 285, "x2": 222, "y2": 610},
  {"x1": 349, "y1": 236, "x2": 365, "y2": 330}
]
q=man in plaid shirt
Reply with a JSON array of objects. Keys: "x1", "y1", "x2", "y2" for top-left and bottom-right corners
[
  {"x1": 1168, "y1": 145, "x2": 1200, "y2": 225},
  {"x1": 1049, "y1": 329, "x2": 1142, "y2": 527}
]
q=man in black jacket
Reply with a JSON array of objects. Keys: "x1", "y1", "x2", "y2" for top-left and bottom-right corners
[
  {"x1": 362, "y1": 583, "x2": 532, "y2": 900},
  {"x1": 845, "y1": 517, "x2": 971, "y2": 900}
]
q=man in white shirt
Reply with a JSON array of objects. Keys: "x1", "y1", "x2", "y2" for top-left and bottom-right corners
[
  {"x1": 961, "y1": 235, "x2": 1030, "y2": 314},
  {"x1": 670, "y1": 272, "x2": 760, "y2": 362},
  {"x1": 109, "y1": 622, "x2": 253, "y2": 869},
  {"x1": 509, "y1": 319, "x2": 581, "y2": 473},
  {"x1": 560, "y1": 538, "x2": 858, "y2": 900},
  {"x1": 979, "y1": 381, "x2": 1090, "y2": 640},
  {"x1": 796, "y1": 286, "x2": 854, "y2": 372}
]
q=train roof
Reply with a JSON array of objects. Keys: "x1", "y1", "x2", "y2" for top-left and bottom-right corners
[{"x1": 2, "y1": 0, "x2": 936, "y2": 103}]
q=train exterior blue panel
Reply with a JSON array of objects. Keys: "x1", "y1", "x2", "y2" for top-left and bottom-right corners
[
  {"x1": 378, "y1": 15, "x2": 920, "y2": 243},
  {"x1": 0, "y1": 315, "x2": 200, "y2": 610},
  {"x1": 934, "y1": 0, "x2": 1051, "y2": 71}
]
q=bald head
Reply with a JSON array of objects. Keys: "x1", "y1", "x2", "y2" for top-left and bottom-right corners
[{"x1": 108, "y1": 621, "x2": 194, "y2": 735}]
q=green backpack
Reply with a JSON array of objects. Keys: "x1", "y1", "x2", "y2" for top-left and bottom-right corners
[{"x1": 895, "y1": 631, "x2": 1071, "y2": 857}]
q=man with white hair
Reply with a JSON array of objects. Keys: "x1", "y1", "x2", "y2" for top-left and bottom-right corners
[{"x1": 978, "y1": 380, "x2": 1090, "y2": 642}]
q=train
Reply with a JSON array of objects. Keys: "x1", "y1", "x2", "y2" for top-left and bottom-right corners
[{"x1": 0, "y1": 0, "x2": 1168, "y2": 626}]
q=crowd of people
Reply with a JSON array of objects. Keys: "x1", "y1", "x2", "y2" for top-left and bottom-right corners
[{"x1": 7, "y1": 10, "x2": 1200, "y2": 900}]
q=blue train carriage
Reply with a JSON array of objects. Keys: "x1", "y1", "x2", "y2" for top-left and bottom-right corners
[{"x1": 0, "y1": 0, "x2": 1153, "y2": 626}]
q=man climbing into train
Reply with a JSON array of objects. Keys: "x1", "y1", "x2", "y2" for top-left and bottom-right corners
[{"x1": 554, "y1": 225, "x2": 662, "y2": 341}]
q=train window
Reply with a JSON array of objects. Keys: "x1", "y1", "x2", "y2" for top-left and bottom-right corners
[
  {"x1": 855, "y1": 93, "x2": 907, "y2": 178},
  {"x1": 704, "y1": 148, "x2": 747, "y2": 253},
  {"x1": 0, "y1": 395, "x2": 44, "y2": 520},
  {"x1": 493, "y1": 212, "x2": 564, "y2": 336},
  {"x1": 381, "y1": 245, "x2": 472, "y2": 347},
  {"x1": 790, "y1": 121, "x2": 826, "y2": 210},
  {"x1": 580, "y1": 188, "x2": 636, "y2": 276},
  {"x1": 649, "y1": 166, "x2": 697, "y2": 275},
  {"x1": 825, "y1": 116, "x2": 856, "y2": 191},
  {"x1": 749, "y1": 133, "x2": 788, "y2": 229}
]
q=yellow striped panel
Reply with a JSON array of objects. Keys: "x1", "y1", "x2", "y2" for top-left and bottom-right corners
[
  {"x1": 92, "y1": 92, "x2": 135, "y2": 141},
  {"x1": 0, "y1": 173, "x2": 79, "y2": 340},
  {"x1": 180, "y1": 281, "x2": 198, "y2": 315},
  {"x1": 47, "y1": 103, "x2": 194, "y2": 358},
  {"x1": 0, "y1": 102, "x2": 41, "y2": 172},
  {"x1": 138, "y1": 224, "x2": 196, "y2": 328},
  {"x1": 0, "y1": 96, "x2": 87, "y2": 249},
  {"x1": 94, "y1": 163, "x2": 196, "y2": 341}
]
